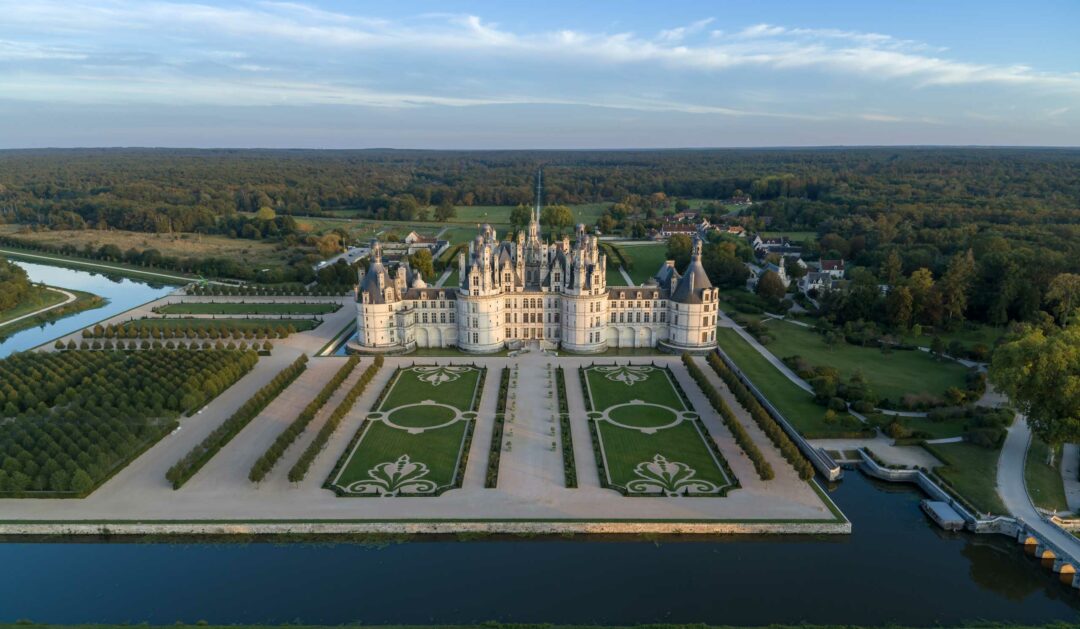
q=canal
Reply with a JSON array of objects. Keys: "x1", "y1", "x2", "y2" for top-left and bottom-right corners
[
  {"x1": 0, "y1": 260, "x2": 175, "y2": 357},
  {"x1": 0, "y1": 475, "x2": 1076, "y2": 626}
]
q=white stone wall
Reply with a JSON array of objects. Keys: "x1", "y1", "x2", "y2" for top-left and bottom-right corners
[{"x1": 664, "y1": 289, "x2": 719, "y2": 350}]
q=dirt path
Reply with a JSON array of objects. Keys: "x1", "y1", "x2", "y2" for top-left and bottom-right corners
[{"x1": 0, "y1": 286, "x2": 77, "y2": 329}]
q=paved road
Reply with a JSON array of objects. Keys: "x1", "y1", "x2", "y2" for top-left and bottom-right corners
[
  {"x1": 0, "y1": 286, "x2": 75, "y2": 329},
  {"x1": 996, "y1": 417, "x2": 1080, "y2": 557}
]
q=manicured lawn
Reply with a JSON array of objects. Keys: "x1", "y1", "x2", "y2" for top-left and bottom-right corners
[
  {"x1": 889, "y1": 415, "x2": 969, "y2": 440},
  {"x1": 597, "y1": 421, "x2": 733, "y2": 492},
  {"x1": 585, "y1": 366, "x2": 685, "y2": 411},
  {"x1": 900, "y1": 323, "x2": 1005, "y2": 352},
  {"x1": 332, "y1": 421, "x2": 467, "y2": 492},
  {"x1": 1025, "y1": 438, "x2": 1070, "y2": 513},
  {"x1": 924, "y1": 442, "x2": 1006, "y2": 515},
  {"x1": 441, "y1": 266, "x2": 459, "y2": 287},
  {"x1": 156, "y1": 302, "x2": 340, "y2": 315},
  {"x1": 0, "y1": 285, "x2": 67, "y2": 325},
  {"x1": 715, "y1": 327, "x2": 866, "y2": 438},
  {"x1": 379, "y1": 366, "x2": 480, "y2": 411},
  {"x1": 329, "y1": 365, "x2": 482, "y2": 496},
  {"x1": 760, "y1": 319, "x2": 970, "y2": 403},
  {"x1": 583, "y1": 364, "x2": 734, "y2": 496},
  {"x1": 615, "y1": 243, "x2": 669, "y2": 284}
]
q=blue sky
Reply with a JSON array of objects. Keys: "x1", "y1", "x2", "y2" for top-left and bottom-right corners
[{"x1": 1, "y1": 0, "x2": 1078, "y2": 148}]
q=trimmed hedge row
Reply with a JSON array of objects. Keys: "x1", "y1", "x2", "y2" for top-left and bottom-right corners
[
  {"x1": 249, "y1": 356, "x2": 361, "y2": 483},
  {"x1": 555, "y1": 367, "x2": 577, "y2": 488},
  {"x1": 166, "y1": 354, "x2": 309, "y2": 489},
  {"x1": 681, "y1": 354, "x2": 774, "y2": 481},
  {"x1": 706, "y1": 352, "x2": 814, "y2": 480},
  {"x1": 485, "y1": 367, "x2": 510, "y2": 488},
  {"x1": 289, "y1": 355, "x2": 384, "y2": 483}
]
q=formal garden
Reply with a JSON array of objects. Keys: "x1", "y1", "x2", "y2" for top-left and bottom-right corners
[
  {"x1": 79, "y1": 317, "x2": 317, "y2": 340},
  {"x1": 0, "y1": 348, "x2": 258, "y2": 496},
  {"x1": 155, "y1": 302, "x2": 341, "y2": 315},
  {"x1": 581, "y1": 363, "x2": 737, "y2": 497},
  {"x1": 327, "y1": 364, "x2": 484, "y2": 497}
]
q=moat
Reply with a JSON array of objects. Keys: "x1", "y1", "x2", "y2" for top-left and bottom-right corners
[{"x1": 0, "y1": 475, "x2": 1077, "y2": 626}]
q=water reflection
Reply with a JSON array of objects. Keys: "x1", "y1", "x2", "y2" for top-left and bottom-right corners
[
  {"x1": 0, "y1": 474, "x2": 1076, "y2": 625},
  {"x1": 0, "y1": 260, "x2": 175, "y2": 357}
]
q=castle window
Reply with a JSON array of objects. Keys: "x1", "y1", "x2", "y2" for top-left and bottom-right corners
[
  {"x1": 636, "y1": 312, "x2": 642, "y2": 323},
  {"x1": 472, "y1": 333, "x2": 478, "y2": 344},
  {"x1": 449, "y1": 312, "x2": 456, "y2": 323},
  {"x1": 660, "y1": 312, "x2": 666, "y2": 323},
  {"x1": 611, "y1": 313, "x2": 617, "y2": 323},
  {"x1": 644, "y1": 312, "x2": 650, "y2": 323},
  {"x1": 505, "y1": 313, "x2": 511, "y2": 323},
  {"x1": 702, "y1": 316, "x2": 708, "y2": 327},
  {"x1": 440, "y1": 313, "x2": 446, "y2": 323},
  {"x1": 554, "y1": 313, "x2": 560, "y2": 323},
  {"x1": 702, "y1": 331, "x2": 708, "y2": 343},
  {"x1": 506, "y1": 328, "x2": 511, "y2": 338},
  {"x1": 422, "y1": 313, "x2": 428, "y2": 323},
  {"x1": 674, "y1": 314, "x2": 679, "y2": 325}
]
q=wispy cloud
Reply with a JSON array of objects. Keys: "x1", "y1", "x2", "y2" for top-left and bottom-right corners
[{"x1": 0, "y1": 0, "x2": 1077, "y2": 130}]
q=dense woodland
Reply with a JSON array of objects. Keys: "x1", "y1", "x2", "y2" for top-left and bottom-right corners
[{"x1": 1, "y1": 147, "x2": 1078, "y2": 326}]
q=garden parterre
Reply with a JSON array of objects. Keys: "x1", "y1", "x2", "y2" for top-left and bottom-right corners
[
  {"x1": 328, "y1": 364, "x2": 483, "y2": 497},
  {"x1": 582, "y1": 364, "x2": 737, "y2": 497}
]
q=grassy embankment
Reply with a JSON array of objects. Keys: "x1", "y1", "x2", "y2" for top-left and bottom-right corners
[
  {"x1": 923, "y1": 441, "x2": 1007, "y2": 515},
  {"x1": 714, "y1": 327, "x2": 866, "y2": 438},
  {"x1": 0, "y1": 288, "x2": 105, "y2": 339},
  {"x1": 1025, "y1": 438, "x2": 1070, "y2": 513},
  {"x1": 759, "y1": 319, "x2": 969, "y2": 403}
]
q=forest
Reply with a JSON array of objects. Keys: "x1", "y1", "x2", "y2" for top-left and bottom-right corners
[{"x1": 0, "y1": 147, "x2": 1077, "y2": 327}]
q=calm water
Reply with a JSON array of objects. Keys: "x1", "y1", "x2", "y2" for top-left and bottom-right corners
[
  {"x1": 0, "y1": 474, "x2": 1077, "y2": 626},
  {"x1": 0, "y1": 260, "x2": 175, "y2": 357}
]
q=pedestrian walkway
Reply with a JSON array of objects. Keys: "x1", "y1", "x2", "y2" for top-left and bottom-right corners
[
  {"x1": 997, "y1": 417, "x2": 1080, "y2": 555},
  {"x1": 0, "y1": 286, "x2": 76, "y2": 329},
  {"x1": 1062, "y1": 444, "x2": 1080, "y2": 512},
  {"x1": 718, "y1": 312, "x2": 813, "y2": 394},
  {"x1": 434, "y1": 267, "x2": 453, "y2": 287},
  {"x1": 618, "y1": 266, "x2": 635, "y2": 286},
  {"x1": 497, "y1": 350, "x2": 565, "y2": 497}
]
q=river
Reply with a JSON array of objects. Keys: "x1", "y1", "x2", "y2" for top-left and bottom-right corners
[
  {"x1": 0, "y1": 475, "x2": 1076, "y2": 626},
  {"x1": 0, "y1": 260, "x2": 175, "y2": 357}
]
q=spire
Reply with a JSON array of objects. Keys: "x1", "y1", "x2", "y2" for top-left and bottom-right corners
[
  {"x1": 534, "y1": 167, "x2": 543, "y2": 224},
  {"x1": 691, "y1": 234, "x2": 703, "y2": 261}
]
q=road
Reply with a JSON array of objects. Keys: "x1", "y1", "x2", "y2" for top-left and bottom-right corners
[
  {"x1": 996, "y1": 417, "x2": 1080, "y2": 557},
  {"x1": 0, "y1": 286, "x2": 76, "y2": 329}
]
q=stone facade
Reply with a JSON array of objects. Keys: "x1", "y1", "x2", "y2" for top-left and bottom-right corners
[{"x1": 356, "y1": 202, "x2": 719, "y2": 354}]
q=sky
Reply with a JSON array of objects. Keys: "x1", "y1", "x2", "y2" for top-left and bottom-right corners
[{"x1": 1, "y1": 0, "x2": 1078, "y2": 149}]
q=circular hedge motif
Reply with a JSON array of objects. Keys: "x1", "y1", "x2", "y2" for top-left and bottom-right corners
[
  {"x1": 387, "y1": 404, "x2": 458, "y2": 429},
  {"x1": 606, "y1": 404, "x2": 678, "y2": 429}
]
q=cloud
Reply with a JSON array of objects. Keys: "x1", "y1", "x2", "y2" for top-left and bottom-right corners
[{"x1": 0, "y1": 0, "x2": 1077, "y2": 121}]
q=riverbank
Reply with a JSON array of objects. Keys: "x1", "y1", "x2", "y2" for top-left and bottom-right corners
[
  {"x1": 0, "y1": 288, "x2": 104, "y2": 340},
  {"x1": 0, "y1": 246, "x2": 193, "y2": 283}
]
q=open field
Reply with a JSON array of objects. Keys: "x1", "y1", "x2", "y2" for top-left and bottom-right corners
[
  {"x1": 761, "y1": 230, "x2": 818, "y2": 243},
  {"x1": 156, "y1": 302, "x2": 340, "y2": 315},
  {"x1": 0, "y1": 225, "x2": 287, "y2": 271},
  {"x1": 614, "y1": 243, "x2": 669, "y2": 284},
  {"x1": 924, "y1": 441, "x2": 1006, "y2": 515},
  {"x1": 715, "y1": 327, "x2": 866, "y2": 438},
  {"x1": 760, "y1": 319, "x2": 970, "y2": 402},
  {"x1": 583, "y1": 364, "x2": 736, "y2": 496},
  {"x1": 328, "y1": 365, "x2": 481, "y2": 496}
]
